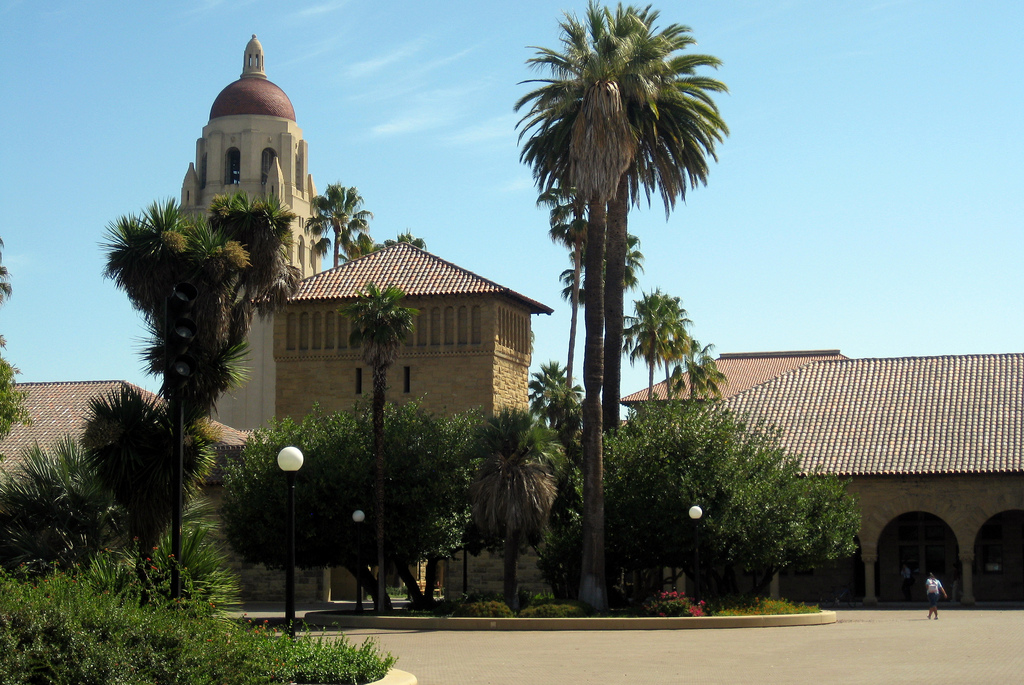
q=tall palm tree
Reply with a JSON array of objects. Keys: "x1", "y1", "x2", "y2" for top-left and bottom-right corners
[
  {"x1": 382, "y1": 232, "x2": 427, "y2": 250},
  {"x1": 340, "y1": 282, "x2": 417, "y2": 612},
  {"x1": 469, "y1": 408, "x2": 562, "y2": 610},
  {"x1": 518, "y1": 3, "x2": 726, "y2": 609},
  {"x1": 558, "y1": 232, "x2": 644, "y2": 306},
  {"x1": 623, "y1": 289, "x2": 691, "y2": 399},
  {"x1": 305, "y1": 184, "x2": 374, "y2": 268},
  {"x1": 602, "y1": 4, "x2": 729, "y2": 434},
  {"x1": 668, "y1": 338, "x2": 726, "y2": 399},
  {"x1": 102, "y1": 194, "x2": 301, "y2": 413},
  {"x1": 538, "y1": 186, "x2": 587, "y2": 386}
]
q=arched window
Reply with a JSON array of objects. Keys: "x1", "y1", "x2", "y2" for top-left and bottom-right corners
[
  {"x1": 224, "y1": 148, "x2": 240, "y2": 185},
  {"x1": 444, "y1": 307, "x2": 455, "y2": 345},
  {"x1": 299, "y1": 312, "x2": 309, "y2": 350},
  {"x1": 286, "y1": 313, "x2": 297, "y2": 350},
  {"x1": 417, "y1": 313, "x2": 427, "y2": 346},
  {"x1": 324, "y1": 312, "x2": 335, "y2": 349},
  {"x1": 312, "y1": 312, "x2": 322, "y2": 350},
  {"x1": 295, "y1": 148, "x2": 304, "y2": 192},
  {"x1": 471, "y1": 306, "x2": 481, "y2": 344},
  {"x1": 261, "y1": 148, "x2": 277, "y2": 185},
  {"x1": 298, "y1": 237, "x2": 306, "y2": 269},
  {"x1": 200, "y1": 153, "x2": 207, "y2": 189},
  {"x1": 430, "y1": 308, "x2": 441, "y2": 345},
  {"x1": 458, "y1": 306, "x2": 468, "y2": 344}
]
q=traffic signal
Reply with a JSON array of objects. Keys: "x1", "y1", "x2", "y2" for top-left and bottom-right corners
[{"x1": 164, "y1": 283, "x2": 198, "y2": 391}]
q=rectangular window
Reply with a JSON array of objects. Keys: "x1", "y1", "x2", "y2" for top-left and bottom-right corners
[
  {"x1": 403, "y1": 366, "x2": 411, "y2": 394},
  {"x1": 355, "y1": 368, "x2": 363, "y2": 395}
]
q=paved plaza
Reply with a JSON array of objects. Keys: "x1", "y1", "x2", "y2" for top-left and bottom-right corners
[{"x1": 237, "y1": 604, "x2": 1024, "y2": 684}]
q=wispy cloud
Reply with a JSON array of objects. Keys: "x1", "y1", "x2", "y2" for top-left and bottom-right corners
[
  {"x1": 346, "y1": 39, "x2": 428, "y2": 79},
  {"x1": 443, "y1": 113, "x2": 518, "y2": 146},
  {"x1": 293, "y1": 0, "x2": 350, "y2": 18},
  {"x1": 498, "y1": 177, "x2": 536, "y2": 194}
]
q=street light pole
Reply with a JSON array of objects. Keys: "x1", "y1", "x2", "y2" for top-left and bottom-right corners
[
  {"x1": 278, "y1": 446, "x2": 304, "y2": 638},
  {"x1": 352, "y1": 510, "x2": 365, "y2": 612},
  {"x1": 689, "y1": 505, "x2": 703, "y2": 604}
]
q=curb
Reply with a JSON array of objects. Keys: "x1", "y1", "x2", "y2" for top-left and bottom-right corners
[
  {"x1": 304, "y1": 610, "x2": 836, "y2": 631},
  {"x1": 372, "y1": 669, "x2": 417, "y2": 685}
]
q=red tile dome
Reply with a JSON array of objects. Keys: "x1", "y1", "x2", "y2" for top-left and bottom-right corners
[{"x1": 209, "y1": 77, "x2": 296, "y2": 121}]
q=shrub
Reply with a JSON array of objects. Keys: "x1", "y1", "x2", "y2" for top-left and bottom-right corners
[
  {"x1": 518, "y1": 600, "x2": 593, "y2": 618},
  {"x1": 709, "y1": 595, "x2": 818, "y2": 616},
  {"x1": 0, "y1": 568, "x2": 395, "y2": 684},
  {"x1": 641, "y1": 590, "x2": 707, "y2": 617},
  {"x1": 451, "y1": 600, "x2": 514, "y2": 618}
]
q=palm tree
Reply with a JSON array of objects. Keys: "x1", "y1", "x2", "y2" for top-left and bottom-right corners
[
  {"x1": 518, "y1": 3, "x2": 726, "y2": 609},
  {"x1": 668, "y1": 338, "x2": 726, "y2": 399},
  {"x1": 82, "y1": 385, "x2": 215, "y2": 573},
  {"x1": 623, "y1": 289, "x2": 691, "y2": 399},
  {"x1": 538, "y1": 186, "x2": 587, "y2": 386},
  {"x1": 529, "y1": 361, "x2": 583, "y2": 449},
  {"x1": 383, "y1": 232, "x2": 427, "y2": 250},
  {"x1": 102, "y1": 194, "x2": 301, "y2": 413},
  {"x1": 305, "y1": 184, "x2": 374, "y2": 268},
  {"x1": 340, "y1": 282, "x2": 417, "y2": 612},
  {"x1": 558, "y1": 232, "x2": 644, "y2": 306},
  {"x1": 469, "y1": 408, "x2": 562, "y2": 610}
]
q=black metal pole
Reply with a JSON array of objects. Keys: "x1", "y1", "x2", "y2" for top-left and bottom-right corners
[
  {"x1": 171, "y1": 390, "x2": 183, "y2": 600},
  {"x1": 355, "y1": 523, "x2": 363, "y2": 612},
  {"x1": 693, "y1": 520, "x2": 702, "y2": 604},
  {"x1": 286, "y1": 470, "x2": 296, "y2": 637}
]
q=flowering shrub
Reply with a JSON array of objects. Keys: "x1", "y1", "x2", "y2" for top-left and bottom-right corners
[{"x1": 641, "y1": 590, "x2": 707, "y2": 617}]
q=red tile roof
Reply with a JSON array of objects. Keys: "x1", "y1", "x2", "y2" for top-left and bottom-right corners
[
  {"x1": 724, "y1": 354, "x2": 1024, "y2": 476},
  {"x1": 0, "y1": 381, "x2": 247, "y2": 482},
  {"x1": 291, "y1": 243, "x2": 553, "y2": 314},
  {"x1": 622, "y1": 350, "x2": 847, "y2": 403}
]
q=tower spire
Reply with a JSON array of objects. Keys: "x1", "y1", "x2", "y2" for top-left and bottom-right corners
[{"x1": 241, "y1": 34, "x2": 266, "y2": 79}]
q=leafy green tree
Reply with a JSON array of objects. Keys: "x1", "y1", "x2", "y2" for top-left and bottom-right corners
[
  {"x1": 469, "y1": 408, "x2": 562, "y2": 609},
  {"x1": 604, "y1": 402, "x2": 859, "y2": 597},
  {"x1": 0, "y1": 355, "x2": 29, "y2": 444},
  {"x1": 221, "y1": 404, "x2": 478, "y2": 609},
  {"x1": 305, "y1": 184, "x2": 374, "y2": 268},
  {"x1": 340, "y1": 283, "x2": 417, "y2": 611}
]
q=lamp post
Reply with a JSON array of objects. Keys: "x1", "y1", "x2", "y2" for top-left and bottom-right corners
[
  {"x1": 278, "y1": 446, "x2": 304, "y2": 638},
  {"x1": 689, "y1": 505, "x2": 703, "y2": 604},
  {"x1": 352, "y1": 510, "x2": 365, "y2": 612}
]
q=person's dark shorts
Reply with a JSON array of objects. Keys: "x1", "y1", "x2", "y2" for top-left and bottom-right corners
[{"x1": 928, "y1": 592, "x2": 940, "y2": 607}]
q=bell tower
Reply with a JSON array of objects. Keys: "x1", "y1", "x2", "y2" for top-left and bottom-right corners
[{"x1": 183, "y1": 36, "x2": 322, "y2": 429}]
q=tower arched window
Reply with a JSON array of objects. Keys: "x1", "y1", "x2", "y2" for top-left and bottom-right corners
[
  {"x1": 261, "y1": 148, "x2": 277, "y2": 185},
  {"x1": 200, "y1": 153, "x2": 207, "y2": 189},
  {"x1": 295, "y1": 148, "x2": 304, "y2": 192},
  {"x1": 224, "y1": 148, "x2": 240, "y2": 185}
]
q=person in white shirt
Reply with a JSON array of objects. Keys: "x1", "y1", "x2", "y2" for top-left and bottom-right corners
[{"x1": 925, "y1": 572, "x2": 948, "y2": 619}]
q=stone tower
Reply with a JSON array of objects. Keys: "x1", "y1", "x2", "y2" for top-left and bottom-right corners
[{"x1": 182, "y1": 35, "x2": 322, "y2": 429}]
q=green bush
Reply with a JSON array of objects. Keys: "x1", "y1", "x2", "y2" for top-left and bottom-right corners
[
  {"x1": 451, "y1": 600, "x2": 514, "y2": 618},
  {"x1": 0, "y1": 569, "x2": 395, "y2": 684},
  {"x1": 708, "y1": 595, "x2": 818, "y2": 616},
  {"x1": 518, "y1": 600, "x2": 593, "y2": 618}
]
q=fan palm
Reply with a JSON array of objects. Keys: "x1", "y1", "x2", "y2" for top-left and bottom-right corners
[
  {"x1": 517, "y1": 3, "x2": 725, "y2": 609},
  {"x1": 624, "y1": 289, "x2": 691, "y2": 400},
  {"x1": 81, "y1": 384, "x2": 216, "y2": 565},
  {"x1": 0, "y1": 237, "x2": 11, "y2": 307},
  {"x1": 341, "y1": 282, "x2": 417, "y2": 612},
  {"x1": 0, "y1": 437, "x2": 123, "y2": 572},
  {"x1": 668, "y1": 338, "x2": 726, "y2": 399},
  {"x1": 305, "y1": 184, "x2": 374, "y2": 268},
  {"x1": 558, "y1": 231, "x2": 644, "y2": 305},
  {"x1": 529, "y1": 361, "x2": 583, "y2": 449},
  {"x1": 538, "y1": 186, "x2": 587, "y2": 386},
  {"x1": 382, "y1": 232, "x2": 427, "y2": 250},
  {"x1": 469, "y1": 408, "x2": 562, "y2": 610}
]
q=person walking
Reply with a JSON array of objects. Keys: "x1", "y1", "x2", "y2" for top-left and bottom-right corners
[
  {"x1": 901, "y1": 563, "x2": 914, "y2": 601},
  {"x1": 925, "y1": 572, "x2": 948, "y2": 619}
]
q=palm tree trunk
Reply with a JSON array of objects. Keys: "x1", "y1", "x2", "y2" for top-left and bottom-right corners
[
  {"x1": 504, "y1": 525, "x2": 521, "y2": 610},
  {"x1": 333, "y1": 224, "x2": 342, "y2": 268},
  {"x1": 566, "y1": 241, "x2": 582, "y2": 387},
  {"x1": 373, "y1": 364, "x2": 389, "y2": 613},
  {"x1": 649, "y1": 362, "x2": 656, "y2": 400},
  {"x1": 602, "y1": 176, "x2": 629, "y2": 431},
  {"x1": 578, "y1": 199, "x2": 608, "y2": 612}
]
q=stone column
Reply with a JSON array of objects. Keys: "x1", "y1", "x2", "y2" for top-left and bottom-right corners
[
  {"x1": 862, "y1": 553, "x2": 878, "y2": 606},
  {"x1": 959, "y1": 551, "x2": 975, "y2": 606}
]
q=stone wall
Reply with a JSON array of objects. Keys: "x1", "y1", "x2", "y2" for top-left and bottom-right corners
[{"x1": 444, "y1": 550, "x2": 548, "y2": 598}]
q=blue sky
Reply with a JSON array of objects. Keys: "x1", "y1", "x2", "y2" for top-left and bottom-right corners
[{"x1": 1, "y1": 0, "x2": 1022, "y2": 406}]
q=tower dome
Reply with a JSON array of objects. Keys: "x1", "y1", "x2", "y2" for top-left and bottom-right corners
[{"x1": 209, "y1": 34, "x2": 296, "y2": 121}]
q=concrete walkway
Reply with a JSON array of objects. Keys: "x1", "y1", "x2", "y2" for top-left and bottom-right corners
[{"x1": 233, "y1": 604, "x2": 1024, "y2": 684}]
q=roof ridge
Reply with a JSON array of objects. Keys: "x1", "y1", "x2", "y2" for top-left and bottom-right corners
[{"x1": 717, "y1": 350, "x2": 843, "y2": 359}]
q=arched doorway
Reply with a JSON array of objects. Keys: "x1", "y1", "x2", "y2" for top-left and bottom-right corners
[
  {"x1": 972, "y1": 510, "x2": 1024, "y2": 601},
  {"x1": 877, "y1": 511, "x2": 957, "y2": 601}
]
